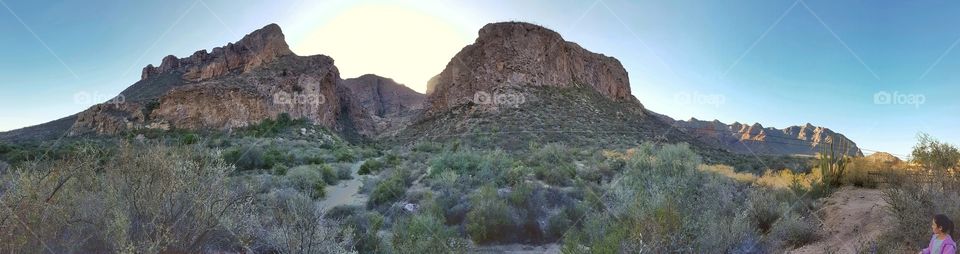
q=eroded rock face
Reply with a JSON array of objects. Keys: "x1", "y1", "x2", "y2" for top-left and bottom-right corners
[
  {"x1": 671, "y1": 118, "x2": 863, "y2": 156},
  {"x1": 141, "y1": 23, "x2": 294, "y2": 82},
  {"x1": 343, "y1": 74, "x2": 425, "y2": 136},
  {"x1": 425, "y1": 22, "x2": 637, "y2": 115},
  {"x1": 69, "y1": 24, "x2": 368, "y2": 138}
]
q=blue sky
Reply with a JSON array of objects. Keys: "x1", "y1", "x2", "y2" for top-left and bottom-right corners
[{"x1": 1, "y1": 0, "x2": 958, "y2": 158}]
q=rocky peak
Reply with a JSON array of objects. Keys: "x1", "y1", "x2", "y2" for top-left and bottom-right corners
[
  {"x1": 141, "y1": 23, "x2": 293, "y2": 81},
  {"x1": 425, "y1": 21, "x2": 636, "y2": 115},
  {"x1": 343, "y1": 74, "x2": 425, "y2": 117}
]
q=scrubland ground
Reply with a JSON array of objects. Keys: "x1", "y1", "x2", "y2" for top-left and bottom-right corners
[{"x1": 1, "y1": 123, "x2": 957, "y2": 253}]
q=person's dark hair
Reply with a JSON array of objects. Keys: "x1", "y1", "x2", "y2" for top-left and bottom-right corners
[{"x1": 934, "y1": 214, "x2": 955, "y2": 237}]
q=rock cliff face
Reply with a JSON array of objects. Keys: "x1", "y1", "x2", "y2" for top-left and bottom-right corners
[
  {"x1": 140, "y1": 24, "x2": 294, "y2": 82},
  {"x1": 394, "y1": 22, "x2": 737, "y2": 161},
  {"x1": 67, "y1": 24, "x2": 374, "y2": 138},
  {"x1": 671, "y1": 118, "x2": 863, "y2": 156},
  {"x1": 342, "y1": 74, "x2": 425, "y2": 136},
  {"x1": 424, "y1": 22, "x2": 638, "y2": 115}
]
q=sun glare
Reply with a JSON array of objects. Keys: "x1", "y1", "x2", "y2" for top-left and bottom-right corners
[{"x1": 292, "y1": 4, "x2": 471, "y2": 93}]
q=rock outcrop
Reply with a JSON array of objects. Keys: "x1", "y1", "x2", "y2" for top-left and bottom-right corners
[
  {"x1": 671, "y1": 118, "x2": 863, "y2": 157},
  {"x1": 66, "y1": 24, "x2": 382, "y2": 139},
  {"x1": 140, "y1": 23, "x2": 293, "y2": 82},
  {"x1": 342, "y1": 74, "x2": 425, "y2": 136},
  {"x1": 424, "y1": 22, "x2": 638, "y2": 115}
]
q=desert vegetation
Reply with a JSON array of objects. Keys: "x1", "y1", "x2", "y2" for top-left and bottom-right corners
[{"x1": 3, "y1": 125, "x2": 957, "y2": 253}]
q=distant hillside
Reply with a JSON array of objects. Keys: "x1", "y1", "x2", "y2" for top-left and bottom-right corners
[{"x1": 667, "y1": 117, "x2": 863, "y2": 157}]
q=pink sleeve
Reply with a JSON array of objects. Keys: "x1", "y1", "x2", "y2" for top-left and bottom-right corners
[
  {"x1": 923, "y1": 246, "x2": 931, "y2": 254},
  {"x1": 944, "y1": 244, "x2": 956, "y2": 254}
]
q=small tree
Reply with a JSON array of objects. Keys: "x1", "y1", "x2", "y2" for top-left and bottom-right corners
[{"x1": 911, "y1": 132, "x2": 960, "y2": 174}]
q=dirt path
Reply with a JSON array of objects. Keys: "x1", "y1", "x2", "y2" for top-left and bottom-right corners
[
  {"x1": 317, "y1": 160, "x2": 368, "y2": 212},
  {"x1": 789, "y1": 187, "x2": 891, "y2": 253}
]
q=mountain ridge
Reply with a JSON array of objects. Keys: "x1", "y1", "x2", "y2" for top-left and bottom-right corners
[{"x1": 0, "y1": 22, "x2": 866, "y2": 160}]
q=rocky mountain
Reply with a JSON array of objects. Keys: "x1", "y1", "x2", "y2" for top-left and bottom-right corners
[
  {"x1": 424, "y1": 22, "x2": 637, "y2": 116},
  {"x1": 342, "y1": 74, "x2": 425, "y2": 136},
  {"x1": 50, "y1": 24, "x2": 422, "y2": 140},
  {"x1": 0, "y1": 21, "x2": 864, "y2": 161},
  {"x1": 669, "y1": 117, "x2": 863, "y2": 157},
  {"x1": 393, "y1": 22, "x2": 734, "y2": 160}
]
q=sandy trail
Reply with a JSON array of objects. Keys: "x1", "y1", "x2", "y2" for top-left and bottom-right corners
[
  {"x1": 317, "y1": 160, "x2": 368, "y2": 212},
  {"x1": 789, "y1": 187, "x2": 891, "y2": 254}
]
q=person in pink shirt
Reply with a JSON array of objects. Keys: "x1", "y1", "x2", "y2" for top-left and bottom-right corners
[{"x1": 922, "y1": 214, "x2": 956, "y2": 254}]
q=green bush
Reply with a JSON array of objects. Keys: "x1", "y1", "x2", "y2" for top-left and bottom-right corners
[
  {"x1": 348, "y1": 211, "x2": 386, "y2": 253},
  {"x1": 336, "y1": 164, "x2": 353, "y2": 180},
  {"x1": 413, "y1": 142, "x2": 442, "y2": 153},
  {"x1": 392, "y1": 213, "x2": 468, "y2": 253},
  {"x1": 319, "y1": 164, "x2": 338, "y2": 185},
  {"x1": 358, "y1": 159, "x2": 384, "y2": 175},
  {"x1": 770, "y1": 213, "x2": 818, "y2": 248},
  {"x1": 559, "y1": 143, "x2": 806, "y2": 252},
  {"x1": 547, "y1": 209, "x2": 574, "y2": 241},
  {"x1": 334, "y1": 147, "x2": 356, "y2": 162},
  {"x1": 466, "y1": 185, "x2": 513, "y2": 243},
  {"x1": 430, "y1": 150, "x2": 512, "y2": 187},
  {"x1": 285, "y1": 165, "x2": 324, "y2": 196},
  {"x1": 368, "y1": 174, "x2": 407, "y2": 207}
]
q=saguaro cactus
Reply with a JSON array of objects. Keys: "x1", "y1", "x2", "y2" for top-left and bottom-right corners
[{"x1": 819, "y1": 134, "x2": 849, "y2": 187}]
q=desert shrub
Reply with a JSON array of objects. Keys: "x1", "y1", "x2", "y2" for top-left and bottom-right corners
[
  {"x1": 285, "y1": 165, "x2": 325, "y2": 198},
  {"x1": 534, "y1": 163, "x2": 577, "y2": 186},
  {"x1": 319, "y1": 164, "x2": 338, "y2": 185},
  {"x1": 560, "y1": 143, "x2": 811, "y2": 253},
  {"x1": 242, "y1": 189, "x2": 353, "y2": 253},
  {"x1": 335, "y1": 164, "x2": 353, "y2": 180},
  {"x1": 179, "y1": 132, "x2": 200, "y2": 145},
  {"x1": 466, "y1": 185, "x2": 514, "y2": 243},
  {"x1": 412, "y1": 141, "x2": 442, "y2": 153},
  {"x1": 334, "y1": 147, "x2": 357, "y2": 162},
  {"x1": 245, "y1": 113, "x2": 305, "y2": 137},
  {"x1": 699, "y1": 164, "x2": 757, "y2": 183},
  {"x1": 368, "y1": 173, "x2": 407, "y2": 207},
  {"x1": 844, "y1": 157, "x2": 880, "y2": 188},
  {"x1": 745, "y1": 190, "x2": 786, "y2": 233},
  {"x1": 504, "y1": 165, "x2": 531, "y2": 186},
  {"x1": 430, "y1": 150, "x2": 484, "y2": 177},
  {"x1": 325, "y1": 205, "x2": 362, "y2": 220},
  {"x1": 769, "y1": 213, "x2": 818, "y2": 248},
  {"x1": 0, "y1": 142, "x2": 253, "y2": 253},
  {"x1": 271, "y1": 163, "x2": 289, "y2": 175},
  {"x1": 223, "y1": 146, "x2": 265, "y2": 171},
  {"x1": 358, "y1": 159, "x2": 384, "y2": 175},
  {"x1": 384, "y1": 153, "x2": 402, "y2": 167},
  {"x1": 391, "y1": 212, "x2": 469, "y2": 253},
  {"x1": 546, "y1": 209, "x2": 575, "y2": 241},
  {"x1": 346, "y1": 211, "x2": 385, "y2": 253},
  {"x1": 429, "y1": 149, "x2": 512, "y2": 187}
]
